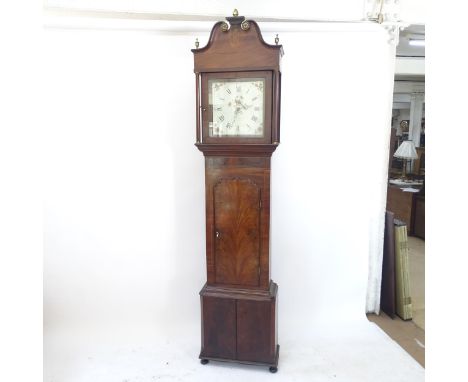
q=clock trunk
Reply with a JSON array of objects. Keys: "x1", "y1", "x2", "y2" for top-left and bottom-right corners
[{"x1": 205, "y1": 157, "x2": 271, "y2": 290}]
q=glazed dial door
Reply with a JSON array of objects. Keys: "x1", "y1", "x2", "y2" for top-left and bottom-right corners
[
  {"x1": 201, "y1": 71, "x2": 272, "y2": 144},
  {"x1": 209, "y1": 79, "x2": 264, "y2": 137}
]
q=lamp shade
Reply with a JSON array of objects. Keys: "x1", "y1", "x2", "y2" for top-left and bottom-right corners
[{"x1": 393, "y1": 140, "x2": 418, "y2": 159}]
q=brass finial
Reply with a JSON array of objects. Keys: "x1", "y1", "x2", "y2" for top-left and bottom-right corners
[
  {"x1": 275, "y1": 34, "x2": 279, "y2": 45},
  {"x1": 195, "y1": 38, "x2": 199, "y2": 49},
  {"x1": 233, "y1": 9, "x2": 239, "y2": 17}
]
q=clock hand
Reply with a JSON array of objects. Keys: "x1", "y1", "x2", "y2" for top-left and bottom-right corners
[
  {"x1": 230, "y1": 108, "x2": 239, "y2": 128},
  {"x1": 231, "y1": 105, "x2": 244, "y2": 131},
  {"x1": 234, "y1": 98, "x2": 248, "y2": 111},
  {"x1": 240, "y1": 101, "x2": 251, "y2": 110}
]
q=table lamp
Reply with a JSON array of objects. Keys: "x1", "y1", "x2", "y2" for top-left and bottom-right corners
[{"x1": 393, "y1": 140, "x2": 418, "y2": 179}]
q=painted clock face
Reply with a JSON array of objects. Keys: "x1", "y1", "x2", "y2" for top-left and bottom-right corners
[{"x1": 208, "y1": 78, "x2": 265, "y2": 137}]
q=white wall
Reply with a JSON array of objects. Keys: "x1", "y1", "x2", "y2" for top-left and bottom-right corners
[
  {"x1": 44, "y1": 0, "x2": 426, "y2": 24},
  {"x1": 399, "y1": 0, "x2": 426, "y2": 24},
  {"x1": 395, "y1": 57, "x2": 425, "y2": 76},
  {"x1": 43, "y1": 17, "x2": 395, "y2": 334},
  {"x1": 43, "y1": 27, "x2": 205, "y2": 330},
  {"x1": 44, "y1": 0, "x2": 367, "y2": 21}
]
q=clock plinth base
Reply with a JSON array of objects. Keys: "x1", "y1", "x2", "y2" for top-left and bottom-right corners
[
  {"x1": 199, "y1": 282, "x2": 279, "y2": 369},
  {"x1": 199, "y1": 345, "x2": 280, "y2": 371}
]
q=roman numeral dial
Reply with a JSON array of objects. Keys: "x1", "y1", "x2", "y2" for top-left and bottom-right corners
[{"x1": 208, "y1": 78, "x2": 265, "y2": 137}]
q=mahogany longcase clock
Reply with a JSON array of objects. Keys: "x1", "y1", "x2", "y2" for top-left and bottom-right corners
[{"x1": 192, "y1": 10, "x2": 283, "y2": 373}]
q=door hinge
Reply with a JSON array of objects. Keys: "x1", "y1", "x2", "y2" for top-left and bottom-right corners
[{"x1": 259, "y1": 199, "x2": 262, "y2": 209}]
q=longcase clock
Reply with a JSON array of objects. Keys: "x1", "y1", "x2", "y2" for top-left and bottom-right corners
[{"x1": 192, "y1": 10, "x2": 283, "y2": 373}]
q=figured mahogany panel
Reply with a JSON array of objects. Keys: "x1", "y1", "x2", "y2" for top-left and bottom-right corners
[
  {"x1": 214, "y1": 178, "x2": 261, "y2": 286},
  {"x1": 200, "y1": 296, "x2": 236, "y2": 359},
  {"x1": 237, "y1": 299, "x2": 275, "y2": 363}
]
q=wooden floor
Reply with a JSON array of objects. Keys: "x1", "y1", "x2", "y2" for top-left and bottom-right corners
[
  {"x1": 367, "y1": 235, "x2": 425, "y2": 367},
  {"x1": 407, "y1": 236, "x2": 425, "y2": 330},
  {"x1": 367, "y1": 312, "x2": 425, "y2": 367}
]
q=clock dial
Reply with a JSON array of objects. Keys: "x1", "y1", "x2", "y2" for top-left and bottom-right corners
[{"x1": 208, "y1": 78, "x2": 265, "y2": 137}]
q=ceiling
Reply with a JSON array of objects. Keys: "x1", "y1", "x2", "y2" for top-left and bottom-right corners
[
  {"x1": 394, "y1": 24, "x2": 425, "y2": 83},
  {"x1": 396, "y1": 24, "x2": 425, "y2": 58}
]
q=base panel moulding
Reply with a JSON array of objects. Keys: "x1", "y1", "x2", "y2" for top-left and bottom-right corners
[{"x1": 199, "y1": 345, "x2": 280, "y2": 372}]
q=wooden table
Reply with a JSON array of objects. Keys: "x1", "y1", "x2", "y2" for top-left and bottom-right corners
[{"x1": 386, "y1": 184, "x2": 423, "y2": 235}]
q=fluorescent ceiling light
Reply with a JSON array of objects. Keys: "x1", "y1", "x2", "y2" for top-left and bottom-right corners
[{"x1": 409, "y1": 39, "x2": 425, "y2": 46}]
